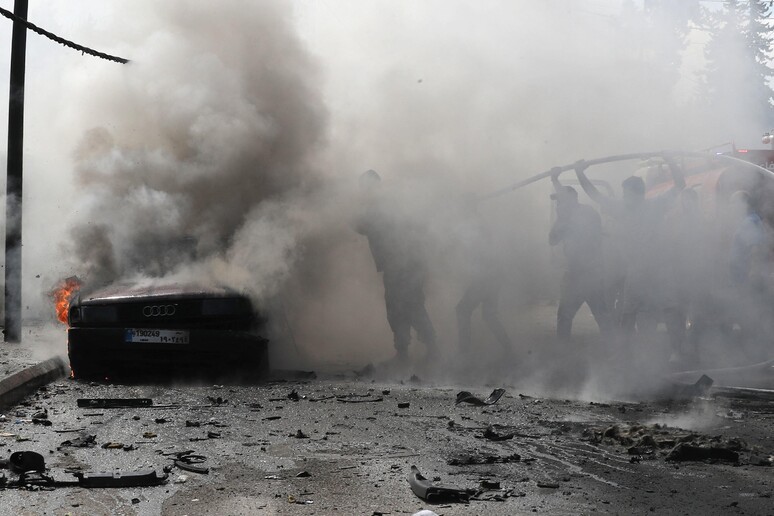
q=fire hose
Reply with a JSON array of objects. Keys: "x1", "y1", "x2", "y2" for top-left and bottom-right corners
[{"x1": 479, "y1": 150, "x2": 774, "y2": 201}]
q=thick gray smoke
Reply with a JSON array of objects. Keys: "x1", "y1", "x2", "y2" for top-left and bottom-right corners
[
  {"x1": 3, "y1": 1, "x2": 768, "y2": 397},
  {"x1": 61, "y1": 1, "x2": 327, "y2": 294}
]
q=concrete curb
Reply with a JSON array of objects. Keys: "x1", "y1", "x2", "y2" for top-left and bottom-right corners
[{"x1": 0, "y1": 356, "x2": 68, "y2": 409}]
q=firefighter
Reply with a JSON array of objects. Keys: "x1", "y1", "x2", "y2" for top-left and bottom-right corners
[
  {"x1": 574, "y1": 159, "x2": 685, "y2": 346},
  {"x1": 549, "y1": 169, "x2": 612, "y2": 341},
  {"x1": 726, "y1": 190, "x2": 768, "y2": 359},
  {"x1": 454, "y1": 195, "x2": 513, "y2": 356},
  {"x1": 662, "y1": 187, "x2": 706, "y2": 365},
  {"x1": 355, "y1": 170, "x2": 437, "y2": 367}
]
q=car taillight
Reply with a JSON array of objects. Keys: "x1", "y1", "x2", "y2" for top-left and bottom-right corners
[{"x1": 68, "y1": 306, "x2": 81, "y2": 325}]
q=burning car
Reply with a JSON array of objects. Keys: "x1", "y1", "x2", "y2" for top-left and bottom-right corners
[{"x1": 64, "y1": 282, "x2": 269, "y2": 382}]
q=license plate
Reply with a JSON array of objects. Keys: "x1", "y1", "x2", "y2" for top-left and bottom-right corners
[{"x1": 124, "y1": 328, "x2": 190, "y2": 344}]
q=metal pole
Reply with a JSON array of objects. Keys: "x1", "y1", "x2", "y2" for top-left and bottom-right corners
[{"x1": 4, "y1": 0, "x2": 28, "y2": 343}]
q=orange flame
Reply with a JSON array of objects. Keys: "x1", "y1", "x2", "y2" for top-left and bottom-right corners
[{"x1": 53, "y1": 276, "x2": 81, "y2": 324}]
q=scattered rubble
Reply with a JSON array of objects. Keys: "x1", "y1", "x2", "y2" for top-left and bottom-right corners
[
  {"x1": 481, "y1": 425, "x2": 515, "y2": 441},
  {"x1": 584, "y1": 423, "x2": 772, "y2": 466},
  {"x1": 448, "y1": 453, "x2": 522, "y2": 465}
]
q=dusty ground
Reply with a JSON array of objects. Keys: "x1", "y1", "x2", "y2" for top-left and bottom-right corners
[
  {"x1": 0, "y1": 307, "x2": 772, "y2": 515},
  {"x1": 0, "y1": 366, "x2": 772, "y2": 515}
]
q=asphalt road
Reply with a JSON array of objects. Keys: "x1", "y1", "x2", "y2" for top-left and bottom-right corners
[
  {"x1": 1, "y1": 368, "x2": 772, "y2": 515},
  {"x1": 0, "y1": 306, "x2": 772, "y2": 514}
]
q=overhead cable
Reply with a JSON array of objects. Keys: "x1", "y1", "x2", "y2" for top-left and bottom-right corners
[{"x1": 0, "y1": 6, "x2": 129, "y2": 64}]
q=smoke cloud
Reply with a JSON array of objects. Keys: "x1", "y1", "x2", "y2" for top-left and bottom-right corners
[{"x1": 1, "y1": 1, "x2": 768, "y2": 397}]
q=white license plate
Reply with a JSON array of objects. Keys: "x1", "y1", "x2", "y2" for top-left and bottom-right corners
[{"x1": 124, "y1": 328, "x2": 190, "y2": 344}]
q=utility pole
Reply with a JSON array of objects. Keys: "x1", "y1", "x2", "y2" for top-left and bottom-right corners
[{"x1": 4, "y1": 0, "x2": 28, "y2": 343}]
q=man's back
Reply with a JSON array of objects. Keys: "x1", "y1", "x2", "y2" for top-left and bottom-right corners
[{"x1": 560, "y1": 203, "x2": 603, "y2": 273}]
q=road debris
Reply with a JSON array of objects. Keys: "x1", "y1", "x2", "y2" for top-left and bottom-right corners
[
  {"x1": 481, "y1": 425, "x2": 515, "y2": 441},
  {"x1": 75, "y1": 469, "x2": 167, "y2": 488},
  {"x1": 173, "y1": 452, "x2": 209, "y2": 475},
  {"x1": 408, "y1": 465, "x2": 474, "y2": 503},
  {"x1": 308, "y1": 395, "x2": 336, "y2": 402},
  {"x1": 456, "y1": 388, "x2": 506, "y2": 406},
  {"x1": 77, "y1": 398, "x2": 153, "y2": 409},
  {"x1": 206, "y1": 418, "x2": 229, "y2": 428},
  {"x1": 711, "y1": 385, "x2": 774, "y2": 401},
  {"x1": 666, "y1": 443, "x2": 740, "y2": 463},
  {"x1": 336, "y1": 396, "x2": 384, "y2": 403},
  {"x1": 59, "y1": 433, "x2": 97, "y2": 448},
  {"x1": 270, "y1": 390, "x2": 303, "y2": 402},
  {"x1": 472, "y1": 486, "x2": 516, "y2": 501},
  {"x1": 664, "y1": 374, "x2": 714, "y2": 399},
  {"x1": 0, "y1": 451, "x2": 46, "y2": 473},
  {"x1": 0, "y1": 451, "x2": 167, "y2": 490},
  {"x1": 287, "y1": 494, "x2": 313, "y2": 504},
  {"x1": 479, "y1": 479, "x2": 500, "y2": 489},
  {"x1": 448, "y1": 453, "x2": 522, "y2": 465},
  {"x1": 585, "y1": 423, "x2": 771, "y2": 465}
]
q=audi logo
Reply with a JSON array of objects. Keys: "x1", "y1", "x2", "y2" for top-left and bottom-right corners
[{"x1": 142, "y1": 304, "x2": 177, "y2": 317}]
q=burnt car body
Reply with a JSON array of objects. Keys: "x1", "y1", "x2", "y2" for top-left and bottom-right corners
[{"x1": 67, "y1": 283, "x2": 269, "y2": 382}]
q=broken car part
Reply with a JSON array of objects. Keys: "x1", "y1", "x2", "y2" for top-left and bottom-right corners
[
  {"x1": 173, "y1": 460, "x2": 209, "y2": 475},
  {"x1": 172, "y1": 452, "x2": 209, "y2": 474},
  {"x1": 66, "y1": 469, "x2": 167, "y2": 488},
  {"x1": 77, "y1": 398, "x2": 153, "y2": 409},
  {"x1": 455, "y1": 388, "x2": 506, "y2": 406},
  {"x1": 408, "y1": 465, "x2": 474, "y2": 503},
  {"x1": 0, "y1": 450, "x2": 166, "y2": 489}
]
